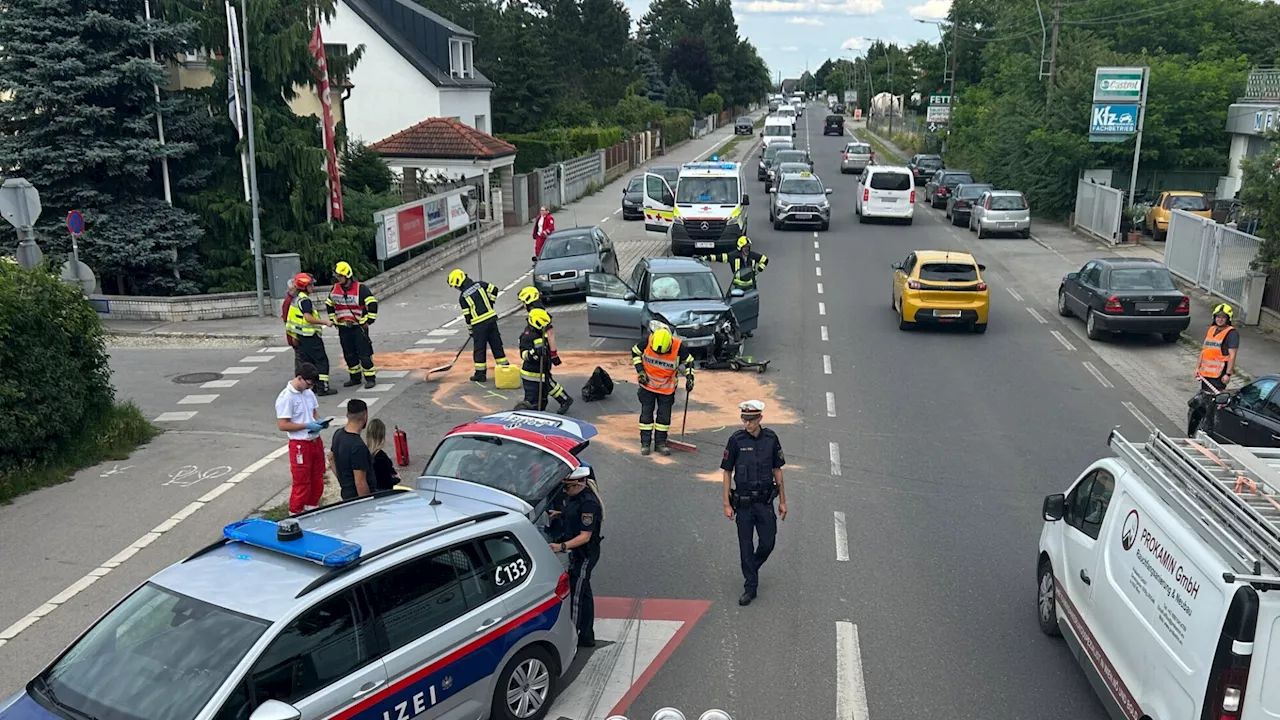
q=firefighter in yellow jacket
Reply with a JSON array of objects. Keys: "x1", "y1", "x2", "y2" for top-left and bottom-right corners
[
  {"x1": 632, "y1": 327, "x2": 695, "y2": 456},
  {"x1": 326, "y1": 262, "x2": 379, "y2": 389},
  {"x1": 448, "y1": 269, "x2": 510, "y2": 382}
]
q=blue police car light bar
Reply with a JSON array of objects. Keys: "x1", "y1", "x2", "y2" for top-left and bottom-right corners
[
  {"x1": 681, "y1": 161, "x2": 737, "y2": 171},
  {"x1": 223, "y1": 518, "x2": 363, "y2": 568}
]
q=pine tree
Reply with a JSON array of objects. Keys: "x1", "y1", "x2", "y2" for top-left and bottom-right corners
[
  {"x1": 0, "y1": 0, "x2": 206, "y2": 295},
  {"x1": 665, "y1": 72, "x2": 698, "y2": 112},
  {"x1": 634, "y1": 44, "x2": 668, "y2": 103}
]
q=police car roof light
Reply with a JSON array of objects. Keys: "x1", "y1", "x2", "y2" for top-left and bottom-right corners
[{"x1": 223, "y1": 518, "x2": 363, "y2": 568}]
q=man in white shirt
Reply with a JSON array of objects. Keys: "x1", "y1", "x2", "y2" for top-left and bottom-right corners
[{"x1": 276, "y1": 363, "x2": 327, "y2": 514}]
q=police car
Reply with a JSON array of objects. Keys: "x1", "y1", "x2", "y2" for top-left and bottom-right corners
[
  {"x1": 1, "y1": 481, "x2": 579, "y2": 720},
  {"x1": 640, "y1": 161, "x2": 750, "y2": 256}
]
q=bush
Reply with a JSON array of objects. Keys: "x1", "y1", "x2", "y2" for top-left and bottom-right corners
[
  {"x1": 501, "y1": 126, "x2": 626, "y2": 173},
  {"x1": 661, "y1": 114, "x2": 692, "y2": 147},
  {"x1": 699, "y1": 92, "x2": 725, "y2": 116}
]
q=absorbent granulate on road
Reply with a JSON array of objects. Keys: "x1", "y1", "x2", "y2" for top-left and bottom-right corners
[{"x1": 373, "y1": 350, "x2": 801, "y2": 465}]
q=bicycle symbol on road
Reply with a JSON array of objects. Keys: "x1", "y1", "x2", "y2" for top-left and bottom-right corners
[{"x1": 164, "y1": 465, "x2": 233, "y2": 488}]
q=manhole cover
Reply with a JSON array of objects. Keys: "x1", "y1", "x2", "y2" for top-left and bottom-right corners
[{"x1": 173, "y1": 372, "x2": 223, "y2": 384}]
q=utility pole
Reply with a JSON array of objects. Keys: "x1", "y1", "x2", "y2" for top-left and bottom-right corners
[
  {"x1": 1045, "y1": 0, "x2": 1062, "y2": 113},
  {"x1": 948, "y1": 20, "x2": 959, "y2": 103}
]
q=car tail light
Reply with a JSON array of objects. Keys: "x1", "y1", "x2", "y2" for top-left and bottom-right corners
[
  {"x1": 907, "y1": 280, "x2": 922, "y2": 290},
  {"x1": 1211, "y1": 665, "x2": 1250, "y2": 720},
  {"x1": 1175, "y1": 296, "x2": 1190, "y2": 314},
  {"x1": 910, "y1": 190, "x2": 916, "y2": 204},
  {"x1": 843, "y1": 153, "x2": 849, "y2": 160},
  {"x1": 556, "y1": 572, "x2": 571, "y2": 600},
  {"x1": 863, "y1": 188, "x2": 869, "y2": 202},
  {"x1": 1105, "y1": 296, "x2": 1124, "y2": 314},
  {"x1": 975, "y1": 282, "x2": 987, "y2": 291}
]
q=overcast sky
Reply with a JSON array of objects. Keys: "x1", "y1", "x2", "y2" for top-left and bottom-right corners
[{"x1": 622, "y1": 0, "x2": 949, "y2": 81}]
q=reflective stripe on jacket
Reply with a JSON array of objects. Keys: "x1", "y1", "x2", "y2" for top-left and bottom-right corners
[
  {"x1": 1197, "y1": 325, "x2": 1231, "y2": 378},
  {"x1": 459, "y1": 278, "x2": 499, "y2": 325},
  {"x1": 325, "y1": 280, "x2": 378, "y2": 325},
  {"x1": 287, "y1": 292, "x2": 322, "y2": 337},
  {"x1": 636, "y1": 337, "x2": 691, "y2": 395}
]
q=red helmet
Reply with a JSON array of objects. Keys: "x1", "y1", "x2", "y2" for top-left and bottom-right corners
[{"x1": 293, "y1": 273, "x2": 314, "y2": 288}]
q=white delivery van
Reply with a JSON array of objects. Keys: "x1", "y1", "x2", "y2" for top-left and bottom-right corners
[
  {"x1": 855, "y1": 165, "x2": 915, "y2": 224},
  {"x1": 775, "y1": 104, "x2": 797, "y2": 131},
  {"x1": 761, "y1": 116, "x2": 794, "y2": 148},
  {"x1": 1038, "y1": 428, "x2": 1280, "y2": 720}
]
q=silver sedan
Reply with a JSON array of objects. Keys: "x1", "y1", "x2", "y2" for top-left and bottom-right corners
[{"x1": 769, "y1": 171, "x2": 832, "y2": 231}]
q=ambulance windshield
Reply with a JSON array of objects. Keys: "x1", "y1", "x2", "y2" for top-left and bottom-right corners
[{"x1": 676, "y1": 177, "x2": 740, "y2": 205}]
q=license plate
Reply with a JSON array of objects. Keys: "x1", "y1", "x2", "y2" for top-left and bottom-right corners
[
  {"x1": 936, "y1": 310, "x2": 962, "y2": 318},
  {"x1": 882, "y1": 197, "x2": 898, "y2": 203},
  {"x1": 1137, "y1": 302, "x2": 1165, "y2": 312},
  {"x1": 794, "y1": 213, "x2": 812, "y2": 219},
  {"x1": 999, "y1": 222, "x2": 1014, "y2": 228},
  {"x1": 694, "y1": 242, "x2": 715, "y2": 249}
]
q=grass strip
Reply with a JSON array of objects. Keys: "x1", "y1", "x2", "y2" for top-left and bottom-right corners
[
  {"x1": 0, "y1": 402, "x2": 158, "y2": 503},
  {"x1": 860, "y1": 130, "x2": 905, "y2": 164}
]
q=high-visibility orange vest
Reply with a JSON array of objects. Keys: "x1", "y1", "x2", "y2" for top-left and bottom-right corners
[
  {"x1": 640, "y1": 337, "x2": 684, "y2": 395},
  {"x1": 1197, "y1": 325, "x2": 1231, "y2": 378}
]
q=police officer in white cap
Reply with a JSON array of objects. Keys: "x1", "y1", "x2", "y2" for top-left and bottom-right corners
[{"x1": 720, "y1": 399, "x2": 787, "y2": 606}]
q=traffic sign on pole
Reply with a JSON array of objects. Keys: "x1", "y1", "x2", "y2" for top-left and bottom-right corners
[
  {"x1": 0, "y1": 178, "x2": 44, "y2": 269},
  {"x1": 67, "y1": 210, "x2": 84, "y2": 236}
]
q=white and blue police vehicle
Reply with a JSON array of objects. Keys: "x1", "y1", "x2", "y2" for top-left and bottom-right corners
[{"x1": 0, "y1": 479, "x2": 579, "y2": 720}]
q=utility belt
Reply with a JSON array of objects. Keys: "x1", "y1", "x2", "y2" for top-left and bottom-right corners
[{"x1": 732, "y1": 484, "x2": 778, "y2": 508}]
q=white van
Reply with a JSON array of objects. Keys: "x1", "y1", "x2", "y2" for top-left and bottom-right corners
[
  {"x1": 761, "y1": 116, "x2": 794, "y2": 148},
  {"x1": 855, "y1": 165, "x2": 914, "y2": 224},
  {"x1": 775, "y1": 104, "x2": 797, "y2": 129},
  {"x1": 1038, "y1": 428, "x2": 1280, "y2": 720}
]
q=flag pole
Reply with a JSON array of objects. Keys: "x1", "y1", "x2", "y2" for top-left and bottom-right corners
[
  {"x1": 238, "y1": 0, "x2": 266, "y2": 317},
  {"x1": 143, "y1": 0, "x2": 179, "y2": 280}
]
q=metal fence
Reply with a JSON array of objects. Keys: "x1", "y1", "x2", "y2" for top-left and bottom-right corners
[
  {"x1": 1072, "y1": 179, "x2": 1124, "y2": 244},
  {"x1": 1163, "y1": 209, "x2": 1263, "y2": 308}
]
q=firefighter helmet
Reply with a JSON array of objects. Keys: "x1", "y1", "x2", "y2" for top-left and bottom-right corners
[
  {"x1": 334, "y1": 261, "x2": 353, "y2": 278},
  {"x1": 293, "y1": 273, "x2": 314, "y2": 289},
  {"x1": 447, "y1": 269, "x2": 467, "y2": 288},
  {"x1": 518, "y1": 286, "x2": 541, "y2": 306},
  {"x1": 528, "y1": 308, "x2": 552, "y2": 330},
  {"x1": 737, "y1": 236, "x2": 751, "y2": 250},
  {"x1": 1213, "y1": 303, "x2": 1234, "y2": 320},
  {"x1": 650, "y1": 327, "x2": 674, "y2": 353}
]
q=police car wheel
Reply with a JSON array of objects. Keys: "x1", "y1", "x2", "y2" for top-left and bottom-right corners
[
  {"x1": 492, "y1": 645, "x2": 556, "y2": 720},
  {"x1": 1037, "y1": 559, "x2": 1062, "y2": 637}
]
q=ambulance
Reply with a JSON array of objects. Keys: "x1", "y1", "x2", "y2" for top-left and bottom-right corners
[
  {"x1": 642, "y1": 160, "x2": 750, "y2": 255},
  {"x1": 1037, "y1": 428, "x2": 1280, "y2": 720}
]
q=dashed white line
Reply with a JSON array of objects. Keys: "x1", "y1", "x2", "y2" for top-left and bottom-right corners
[
  {"x1": 815, "y1": 252, "x2": 821, "y2": 262},
  {"x1": 337, "y1": 397, "x2": 380, "y2": 408},
  {"x1": 201, "y1": 379, "x2": 239, "y2": 389},
  {"x1": 817, "y1": 282, "x2": 824, "y2": 294},
  {"x1": 153, "y1": 411, "x2": 198, "y2": 422},
  {"x1": 1006, "y1": 287, "x2": 1024, "y2": 302},
  {"x1": 1026, "y1": 307, "x2": 1048, "y2": 324},
  {"x1": 1122, "y1": 401, "x2": 1157, "y2": 432},
  {"x1": 221, "y1": 366, "x2": 257, "y2": 375},
  {"x1": 428, "y1": 328, "x2": 460, "y2": 336},
  {"x1": 599, "y1": 217, "x2": 609, "y2": 224},
  {"x1": 416, "y1": 337, "x2": 449, "y2": 345},
  {"x1": 177, "y1": 394, "x2": 219, "y2": 405},
  {"x1": 1050, "y1": 330, "x2": 1076, "y2": 351},
  {"x1": 821, "y1": 326, "x2": 829, "y2": 341},
  {"x1": 814, "y1": 240, "x2": 820, "y2": 248},
  {"x1": 612, "y1": 208, "x2": 621, "y2": 215},
  {"x1": 833, "y1": 512, "x2": 850, "y2": 562},
  {"x1": 816, "y1": 267, "x2": 822, "y2": 277},
  {"x1": 1082, "y1": 361, "x2": 1114, "y2": 388},
  {"x1": 239, "y1": 355, "x2": 274, "y2": 363},
  {"x1": 259, "y1": 347, "x2": 291, "y2": 354},
  {"x1": 813, "y1": 231, "x2": 818, "y2": 238},
  {"x1": 836, "y1": 622, "x2": 871, "y2": 720},
  {"x1": 819, "y1": 302, "x2": 826, "y2": 315},
  {"x1": 380, "y1": 370, "x2": 410, "y2": 378},
  {"x1": 826, "y1": 391, "x2": 837, "y2": 417},
  {"x1": 443, "y1": 316, "x2": 463, "y2": 328},
  {"x1": 829, "y1": 441, "x2": 842, "y2": 476},
  {"x1": 823, "y1": 355, "x2": 832, "y2": 374}
]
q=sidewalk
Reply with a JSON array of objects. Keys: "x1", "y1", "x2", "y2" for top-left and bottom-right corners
[{"x1": 102, "y1": 117, "x2": 761, "y2": 345}]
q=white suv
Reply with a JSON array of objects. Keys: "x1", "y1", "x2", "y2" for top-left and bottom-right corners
[{"x1": 855, "y1": 166, "x2": 915, "y2": 224}]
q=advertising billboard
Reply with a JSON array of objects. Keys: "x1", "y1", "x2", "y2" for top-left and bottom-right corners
[{"x1": 375, "y1": 188, "x2": 472, "y2": 261}]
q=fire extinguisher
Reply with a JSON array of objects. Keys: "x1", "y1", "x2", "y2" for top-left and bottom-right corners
[{"x1": 394, "y1": 426, "x2": 409, "y2": 467}]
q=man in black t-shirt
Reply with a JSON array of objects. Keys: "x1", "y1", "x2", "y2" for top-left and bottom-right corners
[{"x1": 329, "y1": 398, "x2": 372, "y2": 501}]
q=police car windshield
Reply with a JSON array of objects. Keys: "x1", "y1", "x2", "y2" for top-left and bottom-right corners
[
  {"x1": 676, "y1": 178, "x2": 739, "y2": 205},
  {"x1": 779, "y1": 177, "x2": 823, "y2": 194},
  {"x1": 540, "y1": 233, "x2": 597, "y2": 259},
  {"x1": 425, "y1": 434, "x2": 572, "y2": 503},
  {"x1": 40, "y1": 583, "x2": 267, "y2": 720}
]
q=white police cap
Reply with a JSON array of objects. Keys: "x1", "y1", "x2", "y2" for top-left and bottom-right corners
[{"x1": 739, "y1": 400, "x2": 765, "y2": 416}]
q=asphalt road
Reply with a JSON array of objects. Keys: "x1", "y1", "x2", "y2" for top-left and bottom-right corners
[{"x1": 1, "y1": 107, "x2": 1185, "y2": 719}]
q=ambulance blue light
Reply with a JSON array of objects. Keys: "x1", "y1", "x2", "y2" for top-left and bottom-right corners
[{"x1": 223, "y1": 518, "x2": 363, "y2": 568}]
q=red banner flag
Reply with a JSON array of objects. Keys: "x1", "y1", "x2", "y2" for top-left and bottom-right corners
[{"x1": 309, "y1": 24, "x2": 344, "y2": 222}]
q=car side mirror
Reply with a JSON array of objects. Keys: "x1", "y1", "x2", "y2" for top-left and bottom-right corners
[
  {"x1": 1213, "y1": 392, "x2": 1232, "y2": 405},
  {"x1": 825, "y1": 188, "x2": 834, "y2": 195},
  {"x1": 1066, "y1": 272, "x2": 1079, "y2": 280},
  {"x1": 742, "y1": 195, "x2": 750, "y2": 205},
  {"x1": 891, "y1": 262, "x2": 903, "y2": 270},
  {"x1": 729, "y1": 288, "x2": 746, "y2": 298},
  {"x1": 1042, "y1": 493, "x2": 1065, "y2": 521},
  {"x1": 977, "y1": 264, "x2": 986, "y2": 271},
  {"x1": 568, "y1": 466, "x2": 592, "y2": 481},
  {"x1": 623, "y1": 291, "x2": 637, "y2": 303},
  {"x1": 250, "y1": 701, "x2": 302, "y2": 720}
]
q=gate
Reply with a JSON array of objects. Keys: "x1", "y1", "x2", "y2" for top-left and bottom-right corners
[{"x1": 1072, "y1": 179, "x2": 1124, "y2": 245}]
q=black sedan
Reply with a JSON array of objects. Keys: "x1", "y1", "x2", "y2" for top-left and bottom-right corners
[
  {"x1": 946, "y1": 183, "x2": 993, "y2": 225},
  {"x1": 1056, "y1": 257, "x2": 1191, "y2": 342},
  {"x1": 924, "y1": 169, "x2": 974, "y2": 208},
  {"x1": 1189, "y1": 374, "x2": 1280, "y2": 447},
  {"x1": 621, "y1": 175, "x2": 644, "y2": 220},
  {"x1": 907, "y1": 154, "x2": 943, "y2": 186},
  {"x1": 734, "y1": 116, "x2": 754, "y2": 135},
  {"x1": 823, "y1": 114, "x2": 845, "y2": 135}
]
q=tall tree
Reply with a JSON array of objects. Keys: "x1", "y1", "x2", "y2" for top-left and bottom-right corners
[
  {"x1": 638, "y1": 0, "x2": 691, "y2": 61},
  {"x1": 0, "y1": 0, "x2": 207, "y2": 295},
  {"x1": 665, "y1": 36, "x2": 717, "y2": 97},
  {"x1": 580, "y1": 0, "x2": 638, "y2": 109}
]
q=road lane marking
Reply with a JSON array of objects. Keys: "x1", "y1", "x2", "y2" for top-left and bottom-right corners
[
  {"x1": 177, "y1": 394, "x2": 219, "y2": 405},
  {"x1": 1083, "y1": 361, "x2": 1114, "y2": 388},
  {"x1": 239, "y1": 356, "x2": 274, "y2": 363},
  {"x1": 600, "y1": 217, "x2": 609, "y2": 224},
  {"x1": 834, "y1": 512, "x2": 850, "y2": 562},
  {"x1": 815, "y1": 252, "x2": 821, "y2": 262},
  {"x1": 221, "y1": 366, "x2": 257, "y2": 374},
  {"x1": 1050, "y1": 330, "x2": 1076, "y2": 351},
  {"x1": 337, "y1": 398, "x2": 380, "y2": 408},
  {"x1": 816, "y1": 266, "x2": 822, "y2": 276},
  {"x1": 613, "y1": 208, "x2": 621, "y2": 215},
  {"x1": 416, "y1": 337, "x2": 449, "y2": 345},
  {"x1": 427, "y1": 328, "x2": 460, "y2": 336},
  {"x1": 1026, "y1": 307, "x2": 1048, "y2": 324},
  {"x1": 814, "y1": 241, "x2": 820, "y2": 248},
  {"x1": 1123, "y1": 401, "x2": 1157, "y2": 432},
  {"x1": 201, "y1": 379, "x2": 239, "y2": 389},
  {"x1": 363, "y1": 383, "x2": 395, "y2": 392},
  {"x1": 821, "y1": 326, "x2": 829, "y2": 341},
  {"x1": 819, "y1": 302, "x2": 826, "y2": 315},
  {"x1": 1006, "y1": 287, "x2": 1024, "y2": 302},
  {"x1": 259, "y1": 347, "x2": 291, "y2": 353},
  {"x1": 986, "y1": 270, "x2": 1003, "y2": 282},
  {"x1": 829, "y1": 441, "x2": 841, "y2": 476},
  {"x1": 826, "y1": 391, "x2": 836, "y2": 417},
  {"x1": 823, "y1": 355, "x2": 832, "y2": 374},
  {"x1": 153, "y1": 411, "x2": 197, "y2": 422},
  {"x1": 380, "y1": 370, "x2": 410, "y2": 378},
  {"x1": 813, "y1": 231, "x2": 818, "y2": 238},
  {"x1": 817, "y1": 282, "x2": 824, "y2": 294},
  {"x1": 836, "y1": 622, "x2": 871, "y2": 720}
]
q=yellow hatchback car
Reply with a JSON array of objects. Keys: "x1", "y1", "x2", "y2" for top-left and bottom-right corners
[
  {"x1": 1144, "y1": 191, "x2": 1211, "y2": 240},
  {"x1": 891, "y1": 250, "x2": 990, "y2": 333}
]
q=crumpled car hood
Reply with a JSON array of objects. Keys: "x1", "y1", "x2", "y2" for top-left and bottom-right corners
[{"x1": 650, "y1": 300, "x2": 730, "y2": 328}]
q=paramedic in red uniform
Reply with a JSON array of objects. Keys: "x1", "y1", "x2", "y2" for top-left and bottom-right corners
[{"x1": 532, "y1": 206, "x2": 555, "y2": 262}]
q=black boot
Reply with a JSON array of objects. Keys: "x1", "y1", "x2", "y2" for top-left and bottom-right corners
[
  {"x1": 655, "y1": 436, "x2": 671, "y2": 456},
  {"x1": 640, "y1": 433, "x2": 651, "y2": 456},
  {"x1": 738, "y1": 590, "x2": 756, "y2": 606},
  {"x1": 471, "y1": 370, "x2": 487, "y2": 382},
  {"x1": 556, "y1": 395, "x2": 574, "y2": 415},
  {"x1": 364, "y1": 376, "x2": 376, "y2": 389},
  {"x1": 316, "y1": 381, "x2": 338, "y2": 396},
  {"x1": 343, "y1": 374, "x2": 362, "y2": 387}
]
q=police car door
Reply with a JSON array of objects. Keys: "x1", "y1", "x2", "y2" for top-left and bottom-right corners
[
  {"x1": 586, "y1": 272, "x2": 644, "y2": 340},
  {"x1": 643, "y1": 173, "x2": 675, "y2": 233}
]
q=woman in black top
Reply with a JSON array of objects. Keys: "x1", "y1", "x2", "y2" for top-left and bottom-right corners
[{"x1": 364, "y1": 419, "x2": 400, "y2": 491}]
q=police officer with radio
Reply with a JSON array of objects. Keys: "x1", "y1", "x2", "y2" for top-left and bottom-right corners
[
  {"x1": 721, "y1": 400, "x2": 787, "y2": 606},
  {"x1": 550, "y1": 472, "x2": 603, "y2": 647}
]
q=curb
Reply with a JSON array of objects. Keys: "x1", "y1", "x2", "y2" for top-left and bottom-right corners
[{"x1": 105, "y1": 328, "x2": 278, "y2": 342}]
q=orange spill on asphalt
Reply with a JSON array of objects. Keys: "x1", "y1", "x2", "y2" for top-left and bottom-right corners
[{"x1": 374, "y1": 350, "x2": 798, "y2": 470}]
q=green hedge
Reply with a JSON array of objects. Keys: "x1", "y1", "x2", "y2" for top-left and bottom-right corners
[
  {"x1": 501, "y1": 126, "x2": 627, "y2": 173},
  {"x1": 661, "y1": 115, "x2": 691, "y2": 147}
]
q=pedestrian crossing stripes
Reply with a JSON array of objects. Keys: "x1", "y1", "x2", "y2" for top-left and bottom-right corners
[
  {"x1": 154, "y1": 411, "x2": 198, "y2": 422},
  {"x1": 427, "y1": 328, "x2": 461, "y2": 336},
  {"x1": 258, "y1": 347, "x2": 291, "y2": 353},
  {"x1": 221, "y1": 366, "x2": 257, "y2": 375},
  {"x1": 337, "y1": 397, "x2": 379, "y2": 408},
  {"x1": 415, "y1": 337, "x2": 449, "y2": 345},
  {"x1": 177, "y1": 394, "x2": 219, "y2": 405},
  {"x1": 239, "y1": 356, "x2": 274, "y2": 363}
]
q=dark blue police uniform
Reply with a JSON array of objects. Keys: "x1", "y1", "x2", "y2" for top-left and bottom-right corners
[
  {"x1": 721, "y1": 427, "x2": 785, "y2": 598},
  {"x1": 558, "y1": 488, "x2": 603, "y2": 646}
]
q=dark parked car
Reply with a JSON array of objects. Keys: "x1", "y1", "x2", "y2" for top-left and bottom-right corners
[
  {"x1": 533, "y1": 226, "x2": 620, "y2": 299},
  {"x1": 1189, "y1": 375, "x2": 1280, "y2": 447},
  {"x1": 734, "y1": 115, "x2": 754, "y2": 135},
  {"x1": 823, "y1": 114, "x2": 845, "y2": 135},
  {"x1": 946, "y1": 183, "x2": 993, "y2": 225},
  {"x1": 621, "y1": 174, "x2": 644, "y2": 220},
  {"x1": 758, "y1": 140, "x2": 795, "y2": 181},
  {"x1": 925, "y1": 169, "x2": 974, "y2": 208},
  {"x1": 907, "y1": 154, "x2": 943, "y2": 186},
  {"x1": 1056, "y1": 257, "x2": 1191, "y2": 342}
]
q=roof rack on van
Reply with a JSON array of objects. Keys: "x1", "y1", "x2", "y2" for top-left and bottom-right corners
[{"x1": 1110, "y1": 428, "x2": 1280, "y2": 588}]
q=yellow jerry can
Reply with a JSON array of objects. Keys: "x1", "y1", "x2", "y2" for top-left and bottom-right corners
[{"x1": 494, "y1": 364, "x2": 522, "y2": 390}]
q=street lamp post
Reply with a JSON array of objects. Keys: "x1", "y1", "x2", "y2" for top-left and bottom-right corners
[{"x1": 237, "y1": 0, "x2": 267, "y2": 317}]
